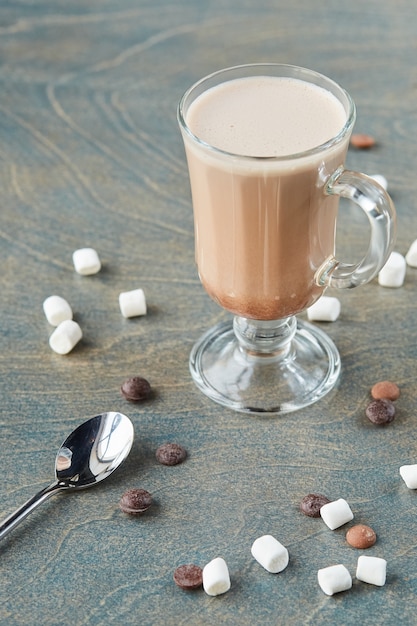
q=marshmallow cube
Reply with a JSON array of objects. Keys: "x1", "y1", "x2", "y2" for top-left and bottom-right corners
[
  {"x1": 43, "y1": 295, "x2": 73, "y2": 326},
  {"x1": 405, "y1": 239, "x2": 417, "y2": 268},
  {"x1": 317, "y1": 564, "x2": 352, "y2": 596},
  {"x1": 49, "y1": 320, "x2": 82, "y2": 355},
  {"x1": 399, "y1": 464, "x2": 417, "y2": 489},
  {"x1": 356, "y1": 555, "x2": 387, "y2": 586},
  {"x1": 202, "y1": 557, "x2": 231, "y2": 596},
  {"x1": 307, "y1": 296, "x2": 341, "y2": 322},
  {"x1": 251, "y1": 534, "x2": 289, "y2": 573},
  {"x1": 320, "y1": 498, "x2": 354, "y2": 530},
  {"x1": 72, "y1": 247, "x2": 101, "y2": 275},
  {"x1": 119, "y1": 288, "x2": 147, "y2": 318},
  {"x1": 378, "y1": 251, "x2": 406, "y2": 288},
  {"x1": 370, "y1": 174, "x2": 388, "y2": 190}
]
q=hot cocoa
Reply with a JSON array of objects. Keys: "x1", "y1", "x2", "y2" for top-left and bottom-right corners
[{"x1": 183, "y1": 76, "x2": 349, "y2": 320}]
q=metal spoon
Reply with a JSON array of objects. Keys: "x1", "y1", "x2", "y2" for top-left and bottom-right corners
[{"x1": 0, "y1": 411, "x2": 134, "y2": 541}]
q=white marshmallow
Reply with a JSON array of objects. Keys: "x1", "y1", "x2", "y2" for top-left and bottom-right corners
[
  {"x1": 49, "y1": 320, "x2": 82, "y2": 355},
  {"x1": 370, "y1": 174, "x2": 388, "y2": 190},
  {"x1": 202, "y1": 557, "x2": 231, "y2": 596},
  {"x1": 317, "y1": 564, "x2": 352, "y2": 596},
  {"x1": 43, "y1": 295, "x2": 73, "y2": 326},
  {"x1": 378, "y1": 251, "x2": 406, "y2": 288},
  {"x1": 320, "y1": 498, "x2": 354, "y2": 530},
  {"x1": 72, "y1": 247, "x2": 101, "y2": 275},
  {"x1": 399, "y1": 464, "x2": 417, "y2": 489},
  {"x1": 119, "y1": 288, "x2": 147, "y2": 318},
  {"x1": 356, "y1": 555, "x2": 386, "y2": 586},
  {"x1": 307, "y1": 296, "x2": 341, "y2": 322},
  {"x1": 405, "y1": 239, "x2": 417, "y2": 268},
  {"x1": 251, "y1": 534, "x2": 289, "y2": 573}
]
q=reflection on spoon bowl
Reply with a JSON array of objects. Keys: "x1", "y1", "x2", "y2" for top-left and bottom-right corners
[{"x1": 0, "y1": 412, "x2": 134, "y2": 541}]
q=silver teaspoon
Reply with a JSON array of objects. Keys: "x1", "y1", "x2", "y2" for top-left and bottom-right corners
[{"x1": 0, "y1": 411, "x2": 134, "y2": 541}]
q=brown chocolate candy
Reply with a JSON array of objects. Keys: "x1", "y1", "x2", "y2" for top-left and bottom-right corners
[
  {"x1": 365, "y1": 398, "x2": 396, "y2": 425},
  {"x1": 173, "y1": 564, "x2": 203, "y2": 590},
  {"x1": 350, "y1": 133, "x2": 376, "y2": 149},
  {"x1": 119, "y1": 488, "x2": 152, "y2": 515},
  {"x1": 371, "y1": 380, "x2": 400, "y2": 401},
  {"x1": 300, "y1": 493, "x2": 331, "y2": 517},
  {"x1": 156, "y1": 443, "x2": 187, "y2": 466},
  {"x1": 121, "y1": 376, "x2": 152, "y2": 402},
  {"x1": 346, "y1": 524, "x2": 377, "y2": 549}
]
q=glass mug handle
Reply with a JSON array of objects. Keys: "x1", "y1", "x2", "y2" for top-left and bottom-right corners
[{"x1": 316, "y1": 167, "x2": 397, "y2": 289}]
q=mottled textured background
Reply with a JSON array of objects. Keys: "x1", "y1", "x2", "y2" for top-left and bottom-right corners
[{"x1": 1, "y1": 1, "x2": 417, "y2": 624}]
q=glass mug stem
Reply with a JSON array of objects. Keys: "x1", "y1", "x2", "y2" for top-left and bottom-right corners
[{"x1": 233, "y1": 316, "x2": 296, "y2": 358}]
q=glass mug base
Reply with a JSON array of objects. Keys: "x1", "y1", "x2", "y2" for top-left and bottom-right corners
[{"x1": 189, "y1": 317, "x2": 341, "y2": 415}]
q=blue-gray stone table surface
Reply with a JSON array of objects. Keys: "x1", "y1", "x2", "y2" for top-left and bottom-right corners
[{"x1": 0, "y1": 0, "x2": 416, "y2": 624}]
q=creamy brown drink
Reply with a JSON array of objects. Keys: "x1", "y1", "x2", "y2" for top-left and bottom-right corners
[{"x1": 183, "y1": 76, "x2": 349, "y2": 320}]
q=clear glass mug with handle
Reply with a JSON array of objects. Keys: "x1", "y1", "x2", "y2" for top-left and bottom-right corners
[{"x1": 178, "y1": 64, "x2": 396, "y2": 415}]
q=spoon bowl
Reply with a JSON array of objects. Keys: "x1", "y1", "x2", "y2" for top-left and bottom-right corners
[
  {"x1": 0, "y1": 412, "x2": 134, "y2": 541},
  {"x1": 55, "y1": 412, "x2": 134, "y2": 487}
]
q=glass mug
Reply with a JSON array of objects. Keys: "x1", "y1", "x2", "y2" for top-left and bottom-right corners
[{"x1": 178, "y1": 64, "x2": 396, "y2": 414}]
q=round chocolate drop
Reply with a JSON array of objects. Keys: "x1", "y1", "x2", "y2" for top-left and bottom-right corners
[
  {"x1": 173, "y1": 564, "x2": 203, "y2": 590},
  {"x1": 365, "y1": 398, "x2": 395, "y2": 425},
  {"x1": 346, "y1": 524, "x2": 377, "y2": 549},
  {"x1": 300, "y1": 493, "x2": 331, "y2": 517},
  {"x1": 156, "y1": 443, "x2": 187, "y2": 466},
  {"x1": 121, "y1": 376, "x2": 152, "y2": 402},
  {"x1": 119, "y1": 488, "x2": 152, "y2": 514},
  {"x1": 371, "y1": 380, "x2": 400, "y2": 401}
]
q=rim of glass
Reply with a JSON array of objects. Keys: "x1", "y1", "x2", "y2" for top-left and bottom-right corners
[{"x1": 177, "y1": 63, "x2": 356, "y2": 161}]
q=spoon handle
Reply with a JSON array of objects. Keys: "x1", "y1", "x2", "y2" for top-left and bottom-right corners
[{"x1": 0, "y1": 481, "x2": 64, "y2": 541}]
